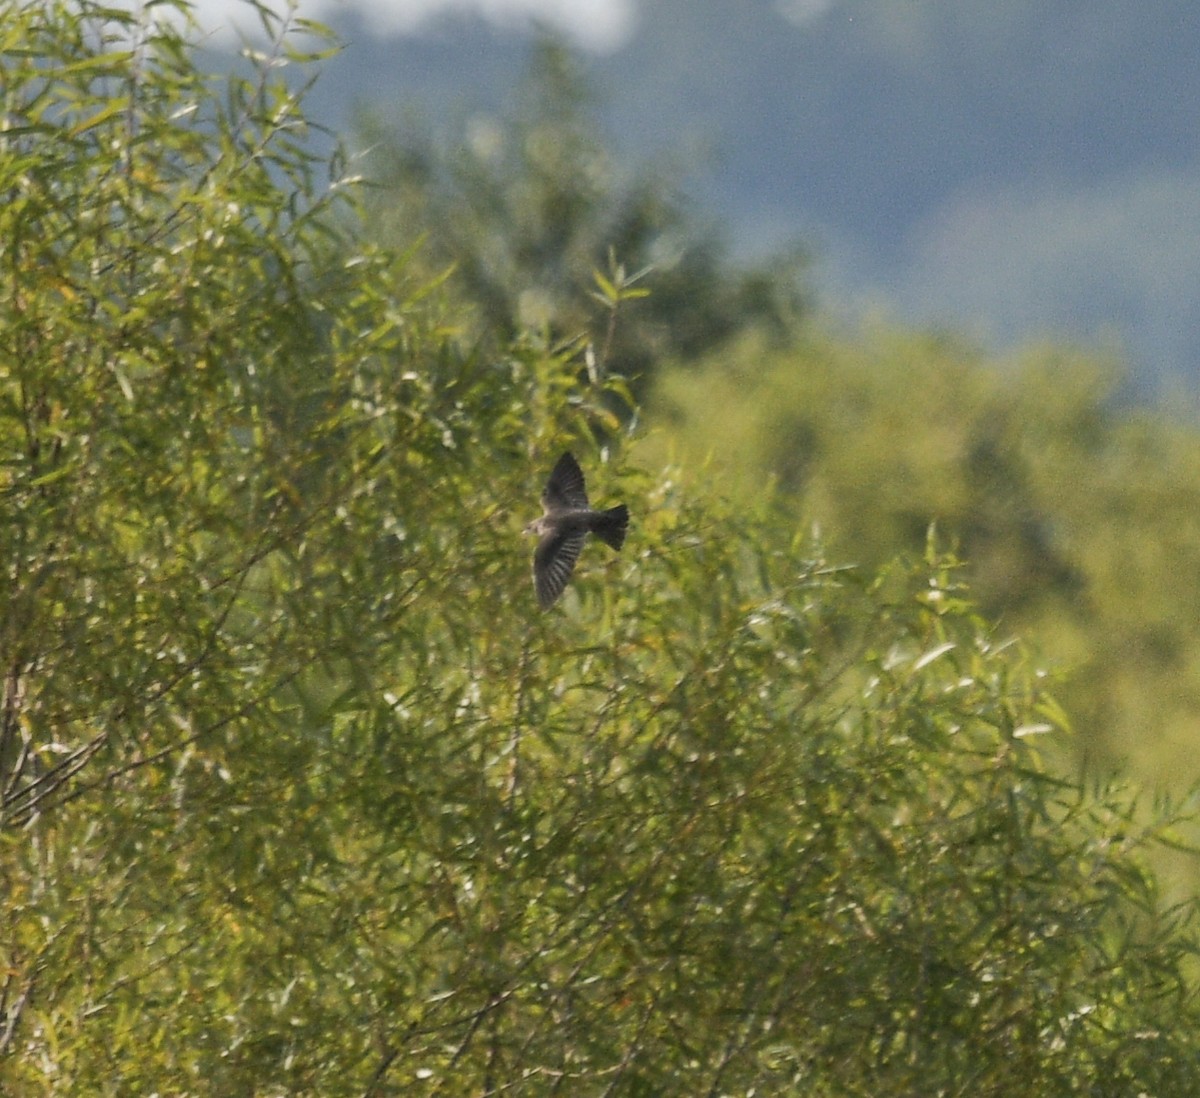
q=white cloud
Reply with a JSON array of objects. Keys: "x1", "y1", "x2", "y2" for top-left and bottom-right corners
[
  {"x1": 893, "y1": 169, "x2": 1200, "y2": 384},
  {"x1": 174, "y1": 0, "x2": 636, "y2": 52},
  {"x1": 775, "y1": 0, "x2": 837, "y2": 28}
]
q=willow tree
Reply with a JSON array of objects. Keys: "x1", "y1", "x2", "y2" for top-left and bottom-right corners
[{"x1": 2, "y1": 3, "x2": 1199, "y2": 1095}]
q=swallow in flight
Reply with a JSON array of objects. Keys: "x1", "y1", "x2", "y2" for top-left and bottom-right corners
[{"x1": 525, "y1": 452, "x2": 629, "y2": 609}]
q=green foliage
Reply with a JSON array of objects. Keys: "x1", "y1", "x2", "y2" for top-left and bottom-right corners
[
  {"x1": 3, "y1": 3, "x2": 1200, "y2": 1094},
  {"x1": 647, "y1": 324, "x2": 1200, "y2": 793},
  {"x1": 0, "y1": 0, "x2": 372, "y2": 830},
  {"x1": 354, "y1": 34, "x2": 808, "y2": 388}
]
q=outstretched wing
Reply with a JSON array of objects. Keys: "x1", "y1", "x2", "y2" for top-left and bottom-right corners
[
  {"x1": 533, "y1": 528, "x2": 587, "y2": 609},
  {"x1": 542, "y1": 452, "x2": 588, "y2": 512}
]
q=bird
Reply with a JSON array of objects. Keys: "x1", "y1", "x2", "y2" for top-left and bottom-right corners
[{"x1": 525, "y1": 452, "x2": 629, "y2": 609}]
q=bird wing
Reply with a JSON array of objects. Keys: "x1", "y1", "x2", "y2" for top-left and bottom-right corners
[
  {"x1": 534, "y1": 528, "x2": 587, "y2": 609},
  {"x1": 542, "y1": 452, "x2": 589, "y2": 511}
]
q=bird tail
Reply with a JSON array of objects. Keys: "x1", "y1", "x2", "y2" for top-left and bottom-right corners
[{"x1": 592, "y1": 504, "x2": 629, "y2": 551}]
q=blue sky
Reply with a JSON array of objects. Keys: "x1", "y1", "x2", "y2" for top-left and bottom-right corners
[{"x1": 171, "y1": 0, "x2": 1200, "y2": 392}]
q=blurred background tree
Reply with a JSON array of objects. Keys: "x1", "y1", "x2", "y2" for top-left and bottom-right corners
[{"x1": 355, "y1": 34, "x2": 809, "y2": 389}]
